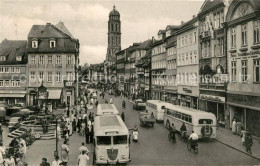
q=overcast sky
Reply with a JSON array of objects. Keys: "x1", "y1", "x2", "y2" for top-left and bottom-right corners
[{"x1": 0, "y1": 0, "x2": 204, "y2": 65}]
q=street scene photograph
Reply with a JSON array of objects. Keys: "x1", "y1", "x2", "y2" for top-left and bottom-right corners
[{"x1": 0, "y1": 0, "x2": 260, "y2": 165}]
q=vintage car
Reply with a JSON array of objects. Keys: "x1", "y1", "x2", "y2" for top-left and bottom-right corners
[{"x1": 133, "y1": 99, "x2": 146, "y2": 110}]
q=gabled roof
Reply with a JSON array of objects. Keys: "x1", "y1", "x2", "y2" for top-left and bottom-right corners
[
  {"x1": 0, "y1": 39, "x2": 27, "y2": 65},
  {"x1": 158, "y1": 29, "x2": 166, "y2": 35},
  {"x1": 176, "y1": 16, "x2": 198, "y2": 35},
  {"x1": 136, "y1": 39, "x2": 152, "y2": 50},
  {"x1": 166, "y1": 25, "x2": 180, "y2": 31},
  {"x1": 55, "y1": 21, "x2": 74, "y2": 38},
  {"x1": 199, "y1": 0, "x2": 224, "y2": 15}
]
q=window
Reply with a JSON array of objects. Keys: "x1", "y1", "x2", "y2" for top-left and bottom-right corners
[
  {"x1": 190, "y1": 52, "x2": 193, "y2": 64},
  {"x1": 241, "y1": 24, "x2": 247, "y2": 46},
  {"x1": 56, "y1": 72, "x2": 61, "y2": 82},
  {"x1": 32, "y1": 40, "x2": 38, "y2": 48},
  {"x1": 4, "y1": 67, "x2": 9, "y2": 73},
  {"x1": 10, "y1": 67, "x2": 15, "y2": 73},
  {"x1": 194, "y1": 51, "x2": 197, "y2": 63},
  {"x1": 0, "y1": 80, "x2": 3, "y2": 87},
  {"x1": 11, "y1": 80, "x2": 20, "y2": 87},
  {"x1": 194, "y1": 32, "x2": 197, "y2": 43},
  {"x1": 31, "y1": 56, "x2": 36, "y2": 64},
  {"x1": 231, "y1": 28, "x2": 236, "y2": 48},
  {"x1": 113, "y1": 136, "x2": 127, "y2": 144},
  {"x1": 67, "y1": 72, "x2": 73, "y2": 81},
  {"x1": 48, "y1": 55, "x2": 52, "y2": 64},
  {"x1": 254, "y1": 21, "x2": 260, "y2": 44},
  {"x1": 5, "y1": 80, "x2": 9, "y2": 87},
  {"x1": 231, "y1": 61, "x2": 237, "y2": 82},
  {"x1": 97, "y1": 136, "x2": 111, "y2": 145},
  {"x1": 241, "y1": 60, "x2": 247, "y2": 82},
  {"x1": 67, "y1": 55, "x2": 72, "y2": 65},
  {"x1": 50, "y1": 39, "x2": 56, "y2": 48},
  {"x1": 56, "y1": 55, "x2": 61, "y2": 65},
  {"x1": 199, "y1": 119, "x2": 213, "y2": 124},
  {"x1": 254, "y1": 60, "x2": 260, "y2": 83},
  {"x1": 15, "y1": 67, "x2": 20, "y2": 73},
  {"x1": 220, "y1": 11, "x2": 224, "y2": 26},
  {"x1": 16, "y1": 56, "x2": 22, "y2": 61},
  {"x1": 0, "y1": 56, "x2": 6, "y2": 61},
  {"x1": 0, "y1": 67, "x2": 3, "y2": 73},
  {"x1": 185, "y1": 54, "x2": 189, "y2": 64},
  {"x1": 214, "y1": 14, "x2": 217, "y2": 28},
  {"x1": 39, "y1": 55, "x2": 44, "y2": 65},
  {"x1": 220, "y1": 38, "x2": 224, "y2": 55},
  {"x1": 217, "y1": 12, "x2": 220, "y2": 28},
  {"x1": 189, "y1": 33, "x2": 192, "y2": 44},
  {"x1": 47, "y1": 72, "x2": 53, "y2": 82},
  {"x1": 39, "y1": 72, "x2": 44, "y2": 82},
  {"x1": 30, "y1": 72, "x2": 36, "y2": 82}
]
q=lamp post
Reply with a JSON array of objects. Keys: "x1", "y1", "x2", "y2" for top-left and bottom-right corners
[{"x1": 54, "y1": 115, "x2": 58, "y2": 157}]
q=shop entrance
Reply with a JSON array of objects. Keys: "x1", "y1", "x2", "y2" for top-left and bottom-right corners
[{"x1": 246, "y1": 109, "x2": 260, "y2": 137}]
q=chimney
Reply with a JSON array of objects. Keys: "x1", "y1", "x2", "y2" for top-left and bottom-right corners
[
  {"x1": 193, "y1": 15, "x2": 196, "y2": 18},
  {"x1": 46, "y1": 23, "x2": 51, "y2": 26},
  {"x1": 181, "y1": 21, "x2": 184, "y2": 25},
  {"x1": 152, "y1": 36, "x2": 155, "y2": 43}
]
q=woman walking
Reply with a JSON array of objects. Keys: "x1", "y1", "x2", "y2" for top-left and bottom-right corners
[{"x1": 61, "y1": 140, "x2": 69, "y2": 166}]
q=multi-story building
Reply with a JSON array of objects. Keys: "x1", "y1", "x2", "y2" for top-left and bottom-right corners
[
  {"x1": 0, "y1": 40, "x2": 27, "y2": 105},
  {"x1": 225, "y1": 0, "x2": 260, "y2": 137},
  {"x1": 116, "y1": 49, "x2": 127, "y2": 92},
  {"x1": 134, "y1": 40, "x2": 152, "y2": 100},
  {"x1": 176, "y1": 17, "x2": 199, "y2": 109},
  {"x1": 151, "y1": 30, "x2": 167, "y2": 101},
  {"x1": 165, "y1": 25, "x2": 180, "y2": 104},
  {"x1": 198, "y1": 0, "x2": 228, "y2": 127},
  {"x1": 27, "y1": 22, "x2": 79, "y2": 108}
]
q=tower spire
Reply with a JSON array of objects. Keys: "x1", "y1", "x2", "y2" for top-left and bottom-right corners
[{"x1": 113, "y1": 4, "x2": 115, "y2": 10}]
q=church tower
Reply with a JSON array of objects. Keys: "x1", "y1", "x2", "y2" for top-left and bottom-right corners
[{"x1": 106, "y1": 5, "x2": 121, "y2": 62}]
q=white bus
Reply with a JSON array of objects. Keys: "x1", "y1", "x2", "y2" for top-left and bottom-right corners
[
  {"x1": 96, "y1": 104, "x2": 119, "y2": 116},
  {"x1": 93, "y1": 115, "x2": 130, "y2": 164},
  {"x1": 163, "y1": 104, "x2": 217, "y2": 139},
  {"x1": 146, "y1": 100, "x2": 172, "y2": 122}
]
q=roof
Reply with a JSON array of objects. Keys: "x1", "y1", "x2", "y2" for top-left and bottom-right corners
[
  {"x1": 55, "y1": 21, "x2": 74, "y2": 38},
  {"x1": 109, "y1": 5, "x2": 120, "y2": 16},
  {"x1": 136, "y1": 39, "x2": 152, "y2": 50},
  {"x1": 0, "y1": 39, "x2": 27, "y2": 65},
  {"x1": 27, "y1": 23, "x2": 78, "y2": 53},
  {"x1": 94, "y1": 115, "x2": 129, "y2": 136},
  {"x1": 96, "y1": 104, "x2": 119, "y2": 116},
  {"x1": 176, "y1": 16, "x2": 198, "y2": 35},
  {"x1": 199, "y1": 0, "x2": 224, "y2": 15}
]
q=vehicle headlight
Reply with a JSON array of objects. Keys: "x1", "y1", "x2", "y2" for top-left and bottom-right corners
[
  {"x1": 99, "y1": 156, "x2": 104, "y2": 160},
  {"x1": 122, "y1": 155, "x2": 126, "y2": 159}
]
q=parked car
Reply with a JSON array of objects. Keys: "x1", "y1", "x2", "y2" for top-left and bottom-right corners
[
  {"x1": 8, "y1": 117, "x2": 21, "y2": 132},
  {"x1": 9, "y1": 123, "x2": 21, "y2": 132},
  {"x1": 133, "y1": 99, "x2": 146, "y2": 110}
]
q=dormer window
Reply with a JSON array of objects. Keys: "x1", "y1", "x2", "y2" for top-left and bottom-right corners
[
  {"x1": 0, "y1": 56, "x2": 6, "y2": 61},
  {"x1": 50, "y1": 38, "x2": 56, "y2": 48},
  {"x1": 32, "y1": 38, "x2": 38, "y2": 48},
  {"x1": 16, "y1": 56, "x2": 22, "y2": 61}
]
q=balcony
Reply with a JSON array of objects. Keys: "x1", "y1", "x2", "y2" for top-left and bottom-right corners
[{"x1": 199, "y1": 83, "x2": 226, "y2": 91}]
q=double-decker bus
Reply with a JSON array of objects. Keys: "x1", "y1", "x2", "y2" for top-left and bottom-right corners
[
  {"x1": 93, "y1": 115, "x2": 130, "y2": 164},
  {"x1": 163, "y1": 104, "x2": 217, "y2": 139},
  {"x1": 96, "y1": 104, "x2": 119, "y2": 116}
]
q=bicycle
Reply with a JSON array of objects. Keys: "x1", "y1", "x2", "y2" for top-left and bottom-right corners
[
  {"x1": 168, "y1": 131, "x2": 176, "y2": 143},
  {"x1": 187, "y1": 140, "x2": 198, "y2": 154},
  {"x1": 178, "y1": 131, "x2": 188, "y2": 143}
]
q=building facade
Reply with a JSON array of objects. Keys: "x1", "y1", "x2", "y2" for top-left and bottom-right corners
[
  {"x1": 0, "y1": 40, "x2": 27, "y2": 105},
  {"x1": 165, "y1": 25, "x2": 179, "y2": 104},
  {"x1": 151, "y1": 30, "x2": 167, "y2": 101},
  {"x1": 26, "y1": 22, "x2": 79, "y2": 108},
  {"x1": 226, "y1": 0, "x2": 260, "y2": 137},
  {"x1": 176, "y1": 17, "x2": 199, "y2": 109},
  {"x1": 198, "y1": 0, "x2": 229, "y2": 127}
]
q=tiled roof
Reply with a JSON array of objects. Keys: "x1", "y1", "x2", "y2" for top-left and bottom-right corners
[
  {"x1": 27, "y1": 23, "x2": 78, "y2": 53},
  {"x1": 0, "y1": 39, "x2": 27, "y2": 65},
  {"x1": 55, "y1": 21, "x2": 74, "y2": 38},
  {"x1": 136, "y1": 39, "x2": 152, "y2": 50},
  {"x1": 200, "y1": 0, "x2": 224, "y2": 14}
]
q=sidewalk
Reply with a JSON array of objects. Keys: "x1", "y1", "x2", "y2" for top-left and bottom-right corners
[{"x1": 216, "y1": 127, "x2": 260, "y2": 160}]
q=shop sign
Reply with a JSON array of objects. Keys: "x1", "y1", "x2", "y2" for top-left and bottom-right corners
[
  {"x1": 231, "y1": 51, "x2": 260, "y2": 60},
  {"x1": 183, "y1": 88, "x2": 192, "y2": 93},
  {"x1": 200, "y1": 94, "x2": 225, "y2": 102},
  {"x1": 185, "y1": 96, "x2": 191, "y2": 102}
]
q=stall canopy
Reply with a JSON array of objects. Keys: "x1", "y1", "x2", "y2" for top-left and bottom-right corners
[{"x1": 47, "y1": 89, "x2": 62, "y2": 99}]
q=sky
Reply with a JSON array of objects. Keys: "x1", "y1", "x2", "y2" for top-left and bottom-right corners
[{"x1": 0, "y1": 0, "x2": 204, "y2": 65}]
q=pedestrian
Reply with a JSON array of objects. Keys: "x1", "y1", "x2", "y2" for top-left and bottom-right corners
[
  {"x1": 95, "y1": 100, "x2": 99, "y2": 108},
  {"x1": 77, "y1": 119, "x2": 82, "y2": 133},
  {"x1": 0, "y1": 143, "x2": 5, "y2": 166},
  {"x1": 110, "y1": 98, "x2": 113, "y2": 104},
  {"x1": 51, "y1": 156, "x2": 62, "y2": 166},
  {"x1": 102, "y1": 93, "x2": 105, "y2": 99},
  {"x1": 81, "y1": 122, "x2": 86, "y2": 136},
  {"x1": 232, "y1": 119, "x2": 237, "y2": 134},
  {"x1": 89, "y1": 123, "x2": 94, "y2": 143},
  {"x1": 40, "y1": 158, "x2": 50, "y2": 166},
  {"x1": 79, "y1": 142, "x2": 89, "y2": 154},
  {"x1": 105, "y1": 99, "x2": 108, "y2": 104},
  {"x1": 61, "y1": 140, "x2": 69, "y2": 166},
  {"x1": 245, "y1": 134, "x2": 253, "y2": 154},
  {"x1": 19, "y1": 137, "x2": 26, "y2": 155},
  {"x1": 85, "y1": 124, "x2": 90, "y2": 144},
  {"x1": 67, "y1": 108, "x2": 70, "y2": 118},
  {"x1": 78, "y1": 151, "x2": 89, "y2": 166},
  {"x1": 121, "y1": 112, "x2": 125, "y2": 122},
  {"x1": 85, "y1": 104, "x2": 88, "y2": 114},
  {"x1": 19, "y1": 144, "x2": 26, "y2": 159},
  {"x1": 72, "y1": 119, "x2": 77, "y2": 133}
]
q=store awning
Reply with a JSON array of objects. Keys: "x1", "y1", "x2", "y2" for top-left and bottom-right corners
[
  {"x1": 227, "y1": 102, "x2": 260, "y2": 111},
  {"x1": 47, "y1": 89, "x2": 62, "y2": 100},
  {"x1": 0, "y1": 94, "x2": 25, "y2": 98}
]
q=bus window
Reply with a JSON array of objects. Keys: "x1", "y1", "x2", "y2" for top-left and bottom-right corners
[
  {"x1": 198, "y1": 119, "x2": 213, "y2": 124},
  {"x1": 97, "y1": 136, "x2": 111, "y2": 145},
  {"x1": 113, "y1": 135, "x2": 127, "y2": 145},
  {"x1": 188, "y1": 116, "x2": 192, "y2": 123},
  {"x1": 182, "y1": 114, "x2": 185, "y2": 120},
  {"x1": 185, "y1": 115, "x2": 189, "y2": 122}
]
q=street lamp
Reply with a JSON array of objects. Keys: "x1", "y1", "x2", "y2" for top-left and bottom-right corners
[{"x1": 53, "y1": 114, "x2": 59, "y2": 157}]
